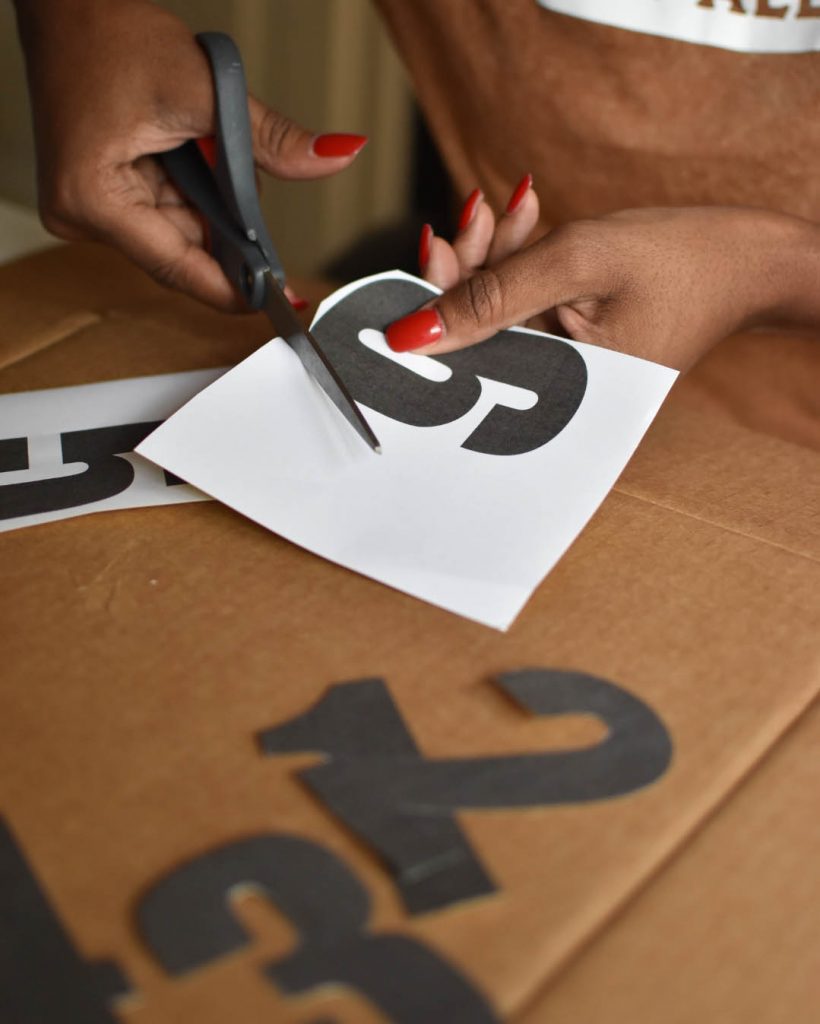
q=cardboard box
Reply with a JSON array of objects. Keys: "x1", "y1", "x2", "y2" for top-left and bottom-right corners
[
  {"x1": 1, "y1": 243, "x2": 818, "y2": 1022},
  {"x1": 518, "y1": 700, "x2": 820, "y2": 1023}
]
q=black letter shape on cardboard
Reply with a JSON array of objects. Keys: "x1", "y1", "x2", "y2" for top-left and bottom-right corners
[
  {"x1": 310, "y1": 277, "x2": 588, "y2": 456},
  {"x1": 0, "y1": 816, "x2": 130, "y2": 1023},
  {"x1": 259, "y1": 671, "x2": 672, "y2": 915},
  {"x1": 260, "y1": 679, "x2": 495, "y2": 911},
  {"x1": 0, "y1": 421, "x2": 181, "y2": 520},
  {"x1": 136, "y1": 833, "x2": 499, "y2": 1023}
]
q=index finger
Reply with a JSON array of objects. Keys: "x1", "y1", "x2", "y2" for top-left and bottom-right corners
[{"x1": 385, "y1": 231, "x2": 593, "y2": 355}]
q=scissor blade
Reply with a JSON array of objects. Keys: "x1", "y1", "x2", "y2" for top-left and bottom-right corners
[{"x1": 261, "y1": 273, "x2": 381, "y2": 454}]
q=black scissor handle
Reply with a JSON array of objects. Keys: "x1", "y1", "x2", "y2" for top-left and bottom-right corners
[
  {"x1": 196, "y1": 32, "x2": 284, "y2": 284},
  {"x1": 157, "y1": 32, "x2": 285, "y2": 307},
  {"x1": 159, "y1": 141, "x2": 269, "y2": 305}
]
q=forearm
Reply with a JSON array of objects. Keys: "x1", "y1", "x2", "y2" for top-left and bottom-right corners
[
  {"x1": 13, "y1": 0, "x2": 116, "y2": 45},
  {"x1": 12, "y1": 0, "x2": 151, "y2": 124}
]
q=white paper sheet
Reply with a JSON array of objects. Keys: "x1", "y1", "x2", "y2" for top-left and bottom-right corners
[
  {"x1": 0, "y1": 369, "x2": 223, "y2": 533},
  {"x1": 138, "y1": 272, "x2": 677, "y2": 630}
]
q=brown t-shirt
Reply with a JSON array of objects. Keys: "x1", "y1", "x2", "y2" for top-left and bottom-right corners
[{"x1": 375, "y1": 0, "x2": 820, "y2": 228}]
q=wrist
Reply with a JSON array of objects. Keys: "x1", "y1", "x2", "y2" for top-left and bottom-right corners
[{"x1": 744, "y1": 209, "x2": 820, "y2": 331}]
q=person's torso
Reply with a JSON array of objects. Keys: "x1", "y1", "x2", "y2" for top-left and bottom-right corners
[{"x1": 376, "y1": 0, "x2": 820, "y2": 225}]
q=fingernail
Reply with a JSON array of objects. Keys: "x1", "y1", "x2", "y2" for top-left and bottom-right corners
[
  {"x1": 418, "y1": 223, "x2": 433, "y2": 272},
  {"x1": 290, "y1": 295, "x2": 309, "y2": 311},
  {"x1": 386, "y1": 308, "x2": 443, "y2": 352},
  {"x1": 196, "y1": 136, "x2": 217, "y2": 169},
  {"x1": 312, "y1": 133, "x2": 368, "y2": 158},
  {"x1": 458, "y1": 188, "x2": 483, "y2": 232},
  {"x1": 505, "y1": 173, "x2": 533, "y2": 214}
]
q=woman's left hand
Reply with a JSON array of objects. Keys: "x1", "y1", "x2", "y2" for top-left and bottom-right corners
[{"x1": 387, "y1": 176, "x2": 818, "y2": 371}]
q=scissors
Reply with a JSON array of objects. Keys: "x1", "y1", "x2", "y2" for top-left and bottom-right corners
[{"x1": 158, "y1": 32, "x2": 381, "y2": 454}]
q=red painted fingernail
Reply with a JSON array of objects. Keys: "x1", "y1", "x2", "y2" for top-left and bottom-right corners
[
  {"x1": 312, "y1": 133, "x2": 368, "y2": 158},
  {"x1": 386, "y1": 308, "x2": 443, "y2": 352},
  {"x1": 196, "y1": 136, "x2": 217, "y2": 169},
  {"x1": 458, "y1": 189, "x2": 483, "y2": 232},
  {"x1": 506, "y1": 173, "x2": 533, "y2": 214},
  {"x1": 290, "y1": 295, "x2": 309, "y2": 311},
  {"x1": 418, "y1": 223, "x2": 433, "y2": 272}
]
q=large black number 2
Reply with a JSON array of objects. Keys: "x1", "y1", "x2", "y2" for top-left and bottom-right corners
[
  {"x1": 311, "y1": 277, "x2": 588, "y2": 456},
  {"x1": 258, "y1": 670, "x2": 673, "y2": 914}
]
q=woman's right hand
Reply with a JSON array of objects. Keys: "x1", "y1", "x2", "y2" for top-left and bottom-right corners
[{"x1": 13, "y1": 0, "x2": 367, "y2": 309}]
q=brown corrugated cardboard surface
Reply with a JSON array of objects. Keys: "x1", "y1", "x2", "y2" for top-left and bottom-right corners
[
  {"x1": 1, "y1": 244, "x2": 818, "y2": 1022},
  {"x1": 618, "y1": 329, "x2": 820, "y2": 561},
  {"x1": 516, "y1": 697, "x2": 820, "y2": 1024}
]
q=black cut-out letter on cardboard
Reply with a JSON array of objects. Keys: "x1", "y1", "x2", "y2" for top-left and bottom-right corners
[
  {"x1": 136, "y1": 833, "x2": 498, "y2": 1023},
  {"x1": 259, "y1": 670, "x2": 672, "y2": 914},
  {"x1": 0, "y1": 817, "x2": 130, "y2": 1023},
  {"x1": 311, "y1": 277, "x2": 588, "y2": 456},
  {"x1": 0, "y1": 422, "x2": 182, "y2": 520}
]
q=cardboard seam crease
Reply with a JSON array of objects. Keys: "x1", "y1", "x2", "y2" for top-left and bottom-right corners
[
  {"x1": 613, "y1": 484, "x2": 820, "y2": 565},
  {"x1": 507, "y1": 689, "x2": 820, "y2": 1021},
  {"x1": 0, "y1": 311, "x2": 103, "y2": 373}
]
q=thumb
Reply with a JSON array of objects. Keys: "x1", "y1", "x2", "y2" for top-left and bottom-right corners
[
  {"x1": 248, "y1": 96, "x2": 367, "y2": 181},
  {"x1": 385, "y1": 231, "x2": 599, "y2": 355}
]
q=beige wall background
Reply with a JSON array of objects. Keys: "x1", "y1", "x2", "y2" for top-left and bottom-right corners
[
  {"x1": 0, "y1": 3, "x2": 37, "y2": 208},
  {"x1": 0, "y1": 0, "x2": 414, "y2": 275}
]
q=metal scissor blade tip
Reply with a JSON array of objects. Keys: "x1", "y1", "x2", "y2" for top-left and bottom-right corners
[{"x1": 261, "y1": 273, "x2": 381, "y2": 453}]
